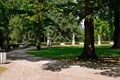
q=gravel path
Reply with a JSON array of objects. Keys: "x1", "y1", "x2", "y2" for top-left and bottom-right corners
[{"x1": 0, "y1": 47, "x2": 120, "y2": 80}]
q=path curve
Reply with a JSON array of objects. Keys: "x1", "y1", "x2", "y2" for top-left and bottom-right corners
[{"x1": 0, "y1": 47, "x2": 120, "y2": 80}]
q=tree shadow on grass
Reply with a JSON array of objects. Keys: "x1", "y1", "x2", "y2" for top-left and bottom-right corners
[
  {"x1": 7, "y1": 48, "x2": 53, "y2": 62},
  {"x1": 42, "y1": 57, "x2": 120, "y2": 78}
]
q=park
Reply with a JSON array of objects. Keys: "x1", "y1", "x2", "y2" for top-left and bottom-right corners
[{"x1": 0, "y1": 0, "x2": 120, "y2": 80}]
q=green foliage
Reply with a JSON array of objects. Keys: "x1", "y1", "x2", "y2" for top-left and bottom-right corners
[
  {"x1": 42, "y1": 0, "x2": 83, "y2": 42},
  {"x1": 101, "y1": 41, "x2": 110, "y2": 44},
  {"x1": 51, "y1": 42, "x2": 60, "y2": 45},
  {"x1": 9, "y1": 15, "x2": 23, "y2": 43},
  {"x1": 94, "y1": 18, "x2": 113, "y2": 41},
  {"x1": 0, "y1": 0, "x2": 116, "y2": 48}
]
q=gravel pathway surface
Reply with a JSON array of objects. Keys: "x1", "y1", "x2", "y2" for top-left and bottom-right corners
[{"x1": 0, "y1": 47, "x2": 120, "y2": 80}]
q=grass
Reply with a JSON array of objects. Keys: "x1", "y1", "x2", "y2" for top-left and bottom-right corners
[
  {"x1": 26, "y1": 45, "x2": 120, "y2": 60},
  {"x1": 27, "y1": 46, "x2": 83, "y2": 59},
  {"x1": 95, "y1": 46, "x2": 120, "y2": 56},
  {"x1": 0, "y1": 66, "x2": 7, "y2": 74}
]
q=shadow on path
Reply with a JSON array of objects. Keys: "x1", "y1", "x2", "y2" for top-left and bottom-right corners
[
  {"x1": 42, "y1": 59, "x2": 120, "y2": 78},
  {"x1": 6, "y1": 47, "x2": 120, "y2": 78},
  {"x1": 7, "y1": 47, "x2": 53, "y2": 62}
]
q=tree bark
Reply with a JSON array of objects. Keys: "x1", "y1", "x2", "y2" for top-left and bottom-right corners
[
  {"x1": 36, "y1": 0, "x2": 42, "y2": 50},
  {"x1": 36, "y1": 20, "x2": 41, "y2": 50},
  {"x1": 78, "y1": 0, "x2": 98, "y2": 60},
  {"x1": 112, "y1": 0, "x2": 120, "y2": 49},
  {"x1": 0, "y1": 29, "x2": 4, "y2": 49}
]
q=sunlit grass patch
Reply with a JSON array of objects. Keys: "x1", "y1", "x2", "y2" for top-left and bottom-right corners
[
  {"x1": 27, "y1": 46, "x2": 83, "y2": 60},
  {"x1": 26, "y1": 46, "x2": 120, "y2": 60},
  {"x1": 95, "y1": 46, "x2": 120, "y2": 56},
  {"x1": 0, "y1": 66, "x2": 7, "y2": 74}
]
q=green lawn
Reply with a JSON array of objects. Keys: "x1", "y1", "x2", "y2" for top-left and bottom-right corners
[
  {"x1": 26, "y1": 46, "x2": 120, "y2": 60},
  {"x1": 95, "y1": 46, "x2": 120, "y2": 56}
]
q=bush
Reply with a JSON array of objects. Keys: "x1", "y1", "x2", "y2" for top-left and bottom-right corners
[
  {"x1": 75, "y1": 42, "x2": 80, "y2": 45},
  {"x1": 41, "y1": 42, "x2": 47, "y2": 46},
  {"x1": 94, "y1": 41, "x2": 111, "y2": 44},
  {"x1": 64, "y1": 42, "x2": 71, "y2": 45},
  {"x1": 101, "y1": 41, "x2": 110, "y2": 44},
  {"x1": 29, "y1": 40, "x2": 36, "y2": 46},
  {"x1": 51, "y1": 42, "x2": 60, "y2": 45}
]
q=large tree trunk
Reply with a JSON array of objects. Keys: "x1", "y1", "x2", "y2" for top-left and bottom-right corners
[
  {"x1": 78, "y1": 0, "x2": 98, "y2": 60},
  {"x1": 112, "y1": 0, "x2": 120, "y2": 49}
]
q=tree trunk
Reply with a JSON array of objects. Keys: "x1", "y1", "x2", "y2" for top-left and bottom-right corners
[
  {"x1": 78, "y1": 0, "x2": 98, "y2": 60},
  {"x1": 3, "y1": 33, "x2": 9, "y2": 51},
  {"x1": 0, "y1": 29, "x2": 4, "y2": 49},
  {"x1": 36, "y1": 21, "x2": 41, "y2": 50},
  {"x1": 0, "y1": 29, "x2": 9, "y2": 51},
  {"x1": 36, "y1": 0, "x2": 42, "y2": 50},
  {"x1": 112, "y1": 0, "x2": 120, "y2": 49}
]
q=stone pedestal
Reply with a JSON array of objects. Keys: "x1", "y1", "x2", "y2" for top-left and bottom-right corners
[{"x1": 0, "y1": 51, "x2": 6, "y2": 64}]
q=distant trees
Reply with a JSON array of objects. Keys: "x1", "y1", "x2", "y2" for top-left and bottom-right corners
[
  {"x1": 42, "y1": 0, "x2": 83, "y2": 42},
  {"x1": 94, "y1": 18, "x2": 111, "y2": 42}
]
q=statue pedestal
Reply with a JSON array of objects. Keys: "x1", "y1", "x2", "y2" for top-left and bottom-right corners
[{"x1": 0, "y1": 51, "x2": 7, "y2": 64}]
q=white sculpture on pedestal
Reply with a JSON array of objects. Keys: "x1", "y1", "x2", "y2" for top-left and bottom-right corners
[
  {"x1": 72, "y1": 33, "x2": 75, "y2": 45},
  {"x1": 47, "y1": 33, "x2": 51, "y2": 46}
]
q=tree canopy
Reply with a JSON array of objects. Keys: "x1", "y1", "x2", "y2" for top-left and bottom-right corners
[{"x1": 0, "y1": 0, "x2": 119, "y2": 60}]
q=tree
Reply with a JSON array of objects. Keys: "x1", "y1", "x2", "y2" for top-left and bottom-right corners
[
  {"x1": 94, "y1": 18, "x2": 110, "y2": 42},
  {"x1": 0, "y1": 0, "x2": 32, "y2": 50},
  {"x1": 112, "y1": 0, "x2": 120, "y2": 49},
  {"x1": 0, "y1": 0, "x2": 10, "y2": 50},
  {"x1": 0, "y1": 28, "x2": 4, "y2": 49},
  {"x1": 43, "y1": 0, "x2": 83, "y2": 42},
  {"x1": 9, "y1": 15, "x2": 23, "y2": 43},
  {"x1": 22, "y1": 0, "x2": 43, "y2": 50},
  {"x1": 78, "y1": 0, "x2": 98, "y2": 60},
  {"x1": 96, "y1": 0, "x2": 120, "y2": 48}
]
